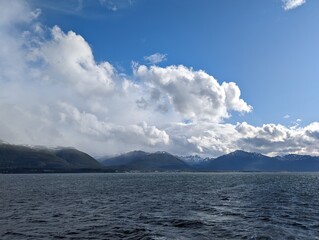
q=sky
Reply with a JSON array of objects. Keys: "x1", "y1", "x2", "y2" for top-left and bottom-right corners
[{"x1": 1, "y1": 0, "x2": 319, "y2": 157}]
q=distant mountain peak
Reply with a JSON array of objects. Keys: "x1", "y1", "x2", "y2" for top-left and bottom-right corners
[
  {"x1": 228, "y1": 150, "x2": 249, "y2": 156},
  {"x1": 124, "y1": 150, "x2": 148, "y2": 156},
  {"x1": 154, "y1": 151, "x2": 171, "y2": 155},
  {"x1": 228, "y1": 150, "x2": 264, "y2": 157}
]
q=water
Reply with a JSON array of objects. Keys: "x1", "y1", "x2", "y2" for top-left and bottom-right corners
[{"x1": 1, "y1": 173, "x2": 319, "y2": 239}]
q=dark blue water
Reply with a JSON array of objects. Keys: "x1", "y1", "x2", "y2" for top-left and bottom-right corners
[{"x1": 1, "y1": 173, "x2": 319, "y2": 239}]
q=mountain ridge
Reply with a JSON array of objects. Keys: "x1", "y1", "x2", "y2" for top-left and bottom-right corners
[
  {"x1": 2, "y1": 143, "x2": 319, "y2": 172},
  {"x1": 194, "y1": 150, "x2": 319, "y2": 172},
  {"x1": 101, "y1": 150, "x2": 319, "y2": 172},
  {"x1": 0, "y1": 143, "x2": 103, "y2": 173},
  {"x1": 101, "y1": 150, "x2": 190, "y2": 171}
]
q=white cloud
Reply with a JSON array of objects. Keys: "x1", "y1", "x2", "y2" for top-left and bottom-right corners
[
  {"x1": 0, "y1": 0, "x2": 34, "y2": 26},
  {"x1": 134, "y1": 64, "x2": 252, "y2": 122},
  {"x1": 39, "y1": 25, "x2": 115, "y2": 95},
  {"x1": 283, "y1": 114, "x2": 290, "y2": 119},
  {"x1": 1, "y1": 0, "x2": 319, "y2": 158},
  {"x1": 144, "y1": 53, "x2": 167, "y2": 65},
  {"x1": 235, "y1": 122, "x2": 319, "y2": 156},
  {"x1": 58, "y1": 102, "x2": 169, "y2": 146},
  {"x1": 0, "y1": 0, "x2": 176, "y2": 156},
  {"x1": 163, "y1": 121, "x2": 319, "y2": 157},
  {"x1": 282, "y1": 0, "x2": 306, "y2": 10}
]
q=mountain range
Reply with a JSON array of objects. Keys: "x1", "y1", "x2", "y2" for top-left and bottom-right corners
[
  {"x1": 1, "y1": 143, "x2": 319, "y2": 172},
  {"x1": 101, "y1": 150, "x2": 319, "y2": 172},
  {"x1": 193, "y1": 150, "x2": 319, "y2": 171}
]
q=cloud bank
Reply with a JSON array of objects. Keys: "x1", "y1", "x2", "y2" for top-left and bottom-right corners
[{"x1": 0, "y1": 0, "x2": 318, "y2": 157}]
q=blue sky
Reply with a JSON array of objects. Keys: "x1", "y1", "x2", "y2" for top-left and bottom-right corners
[
  {"x1": 30, "y1": 0, "x2": 319, "y2": 126},
  {"x1": 1, "y1": 0, "x2": 319, "y2": 156}
]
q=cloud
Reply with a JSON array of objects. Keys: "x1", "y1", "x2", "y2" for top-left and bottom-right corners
[
  {"x1": 306, "y1": 122, "x2": 319, "y2": 140},
  {"x1": 283, "y1": 114, "x2": 290, "y2": 119},
  {"x1": 144, "y1": 53, "x2": 167, "y2": 65},
  {"x1": 134, "y1": 64, "x2": 252, "y2": 122},
  {"x1": 28, "y1": 0, "x2": 134, "y2": 18},
  {"x1": 28, "y1": 0, "x2": 86, "y2": 16},
  {"x1": 99, "y1": 0, "x2": 134, "y2": 11},
  {"x1": 164, "y1": 121, "x2": 319, "y2": 157},
  {"x1": 0, "y1": 0, "x2": 34, "y2": 26},
  {"x1": 1, "y1": 0, "x2": 319, "y2": 158},
  {"x1": 59, "y1": 102, "x2": 169, "y2": 146},
  {"x1": 39, "y1": 25, "x2": 115, "y2": 95},
  {"x1": 0, "y1": 0, "x2": 164, "y2": 155},
  {"x1": 235, "y1": 122, "x2": 319, "y2": 156},
  {"x1": 282, "y1": 0, "x2": 306, "y2": 10}
]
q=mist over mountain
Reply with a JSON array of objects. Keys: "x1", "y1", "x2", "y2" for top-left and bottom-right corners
[
  {"x1": 101, "y1": 151, "x2": 190, "y2": 171},
  {"x1": 100, "y1": 151, "x2": 149, "y2": 167},
  {"x1": 0, "y1": 144, "x2": 103, "y2": 172}
]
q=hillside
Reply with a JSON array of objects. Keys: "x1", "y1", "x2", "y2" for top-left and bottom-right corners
[
  {"x1": 101, "y1": 150, "x2": 149, "y2": 167},
  {"x1": 54, "y1": 148, "x2": 102, "y2": 169},
  {"x1": 102, "y1": 151, "x2": 190, "y2": 171},
  {"x1": 198, "y1": 150, "x2": 319, "y2": 172},
  {"x1": 0, "y1": 144, "x2": 103, "y2": 172}
]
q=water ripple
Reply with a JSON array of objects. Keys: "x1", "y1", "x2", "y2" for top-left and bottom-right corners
[{"x1": 1, "y1": 173, "x2": 319, "y2": 239}]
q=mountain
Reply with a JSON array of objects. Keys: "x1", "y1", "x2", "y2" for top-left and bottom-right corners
[
  {"x1": 0, "y1": 144, "x2": 103, "y2": 172},
  {"x1": 178, "y1": 155, "x2": 211, "y2": 166},
  {"x1": 276, "y1": 154, "x2": 319, "y2": 171},
  {"x1": 101, "y1": 150, "x2": 148, "y2": 167},
  {"x1": 201, "y1": 150, "x2": 276, "y2": 171},
  {"x1": 2, "y1": 143, "x2": 319, "y2": 173},
  {"x1": 54, "y1": 148, "x2": 102, "y2": 169},
  {"x1": 101, "y1": 151, "x2": 190, "y2": 171},
  {"x1": 200, "y1": 150, "x2": 319, "y2": 172},
  {"x1": 98, "y1": 149, "x2": 319, "y2": 172}
]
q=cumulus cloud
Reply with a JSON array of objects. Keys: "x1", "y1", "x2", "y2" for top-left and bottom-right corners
[
  {"x1": 0, "y1": 0, "x2": 36, "y2": 26},
  {"x1": 282, "y1": 0, "x2": 306, "y2": 10},
  {"x1": 144, "y1": 53, "x2": 167, "y2": 64},
  {"x1": 39, "y1": 25, "x2": 115, "y2": 95},
  {"x1": 0, "y1": 0, "x2": 170, "y2": 155},
  {"x1": 1, "y1": 0, "x2": 319, "y2": 158},
  {"x1": 134, "y1": 64, "x2": 252, "y2": 122}
]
